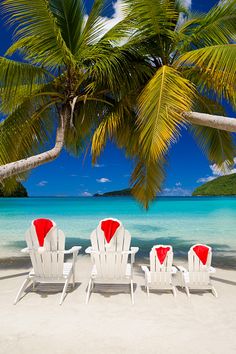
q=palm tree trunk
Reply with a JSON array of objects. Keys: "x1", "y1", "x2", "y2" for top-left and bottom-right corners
[
  {"x1": 183, "y1": 111, "x2": 236, "y2": 133},
  {"x1": 0, "y1": 110, "x2": 67, "y2": 182}
]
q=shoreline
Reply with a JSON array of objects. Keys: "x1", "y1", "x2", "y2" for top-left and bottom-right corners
[{"x1": 1, "y1": 253, "x2": 236, "y2": 270}]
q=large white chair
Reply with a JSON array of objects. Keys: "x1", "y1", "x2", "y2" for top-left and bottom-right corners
[
  {"x1": 14, "y1": 218, "x2": 81, "y2": 305},
  {"x1": 141, "y1": 245, "x2": 177, "y2": 296},
  {"x1": 85, "y1": 218, "x2": 139, "y2": 304},
  {"x1": 178, "y1": 244, "x2": 217, "y2": 297}
]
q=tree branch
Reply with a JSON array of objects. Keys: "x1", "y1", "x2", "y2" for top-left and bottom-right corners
[
  {"x1": 0, "y1": 109, "x2": 67, "y2": 182},
  {"x1": 183, "y1": 111, "x2": 236, "y2": 133}
]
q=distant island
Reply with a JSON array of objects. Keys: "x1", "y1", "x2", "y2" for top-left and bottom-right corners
[
  {"x1": 0, "y1": 182, "x2": 28, "y2": 197},
  {"x1": 192, "y1": 173, "x2": 236, "y2": 196},
  {"x1": 94, "y1": 188, "x2": 131, "y2": 197}
]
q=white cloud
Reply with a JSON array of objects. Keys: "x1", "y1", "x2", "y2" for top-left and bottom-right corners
[
  {"x1": 94, "y1": 163, "x2": 105, "y2": 168},
  {"x1": 160, "y1": 187, "x2": 191, "y2": 196},
  {"x1": 181, "y1": 0, "x2": 192, "y2": 9},
  {"x1": 197, "y1": 158, "x2": 236, "y2": 183},
  {"x1": 81, "y1": 191, "x2": 92, "y2": 197},
  {"x1": 197, "y1": 176, "x2": 216, "y2": 183},
  {"x1": 36, "y1": 180, "x2": 48, "y2": 187},
  {"x1": 83, "y1": 0, "x2": 126, "y2": 41},
  {"x1": 96, "y1": 177, "x2": 111, "y2": 183},
  {"x1": 102, "y1": 0, "x2": 127, "y2": 33},
  {"x1": 175, "y1": 182, "x2": 182, "y2": 186},
  {"x1": 70, "y1": 174, "x2": 78, "y2": 177}
]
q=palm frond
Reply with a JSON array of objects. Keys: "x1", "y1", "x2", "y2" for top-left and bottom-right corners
[
  {"x1": 49, "y1": 0, "x2": 85, "y2": 55},
  {"x1": 2, "y1": 0, "x2": 75, "y2": 67},
  {"x1": 65, "y1": 98, "x2": 108, "y2": 156},
  {"x1": 91, "y1": 92, "x2": 138, "y2": 163},
  {"x1": 0, "y1": 57, "x2": 52, "y2": 106},
  {"x1": 0, "y1": 98, "x2": 58, "y2": 168},
  {"x1": 76, "y1": 0, "x2": 105, "y2": 50},
  {"x1": 130, "y1": 157, "x2": 166, "y2": 209},
  {"x1": 138, "y1": 65, "x2": 195, "y2": 161},
  {"x1": 175, "y1": 44, "x2": 236, "y2": 108},
  {"x1": 126, "y1": 0, "x2": 178, "y2": 35},
  {"x1": 180, "y1": 0, "x2": 236, "y2": 48},
  {"x1": 191, "y1": 125, "x2": 235, "y2": 168},
  {"x1": 190, "y1": 93, "x2": 235, "y2": 169}
]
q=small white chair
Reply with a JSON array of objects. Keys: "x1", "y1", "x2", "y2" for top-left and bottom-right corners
[
  {"x1": 141, "y1": 245, "x2": 177, "y2": 296},
  {"x1": 14, "y1": 218, "x2": 81, "y2": 305},
  {"x1": 85, "y1": 218, "x2": 139, "y2": 304},
  {"x1": 177, "y1": 244, "x2": 217, "y2": 297}
]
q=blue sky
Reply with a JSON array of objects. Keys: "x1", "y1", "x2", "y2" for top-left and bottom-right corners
[{"x1": 1, "y1": 0, "x2": 235, "y2": 197}]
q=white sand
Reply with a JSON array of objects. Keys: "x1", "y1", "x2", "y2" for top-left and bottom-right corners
[{"x1": 0, "y1": 256, "x2": 236, "y2": 354}]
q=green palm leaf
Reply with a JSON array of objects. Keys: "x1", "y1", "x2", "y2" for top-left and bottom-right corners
[
  {"x1": 138, "y1": 65, "x2": 195, "y2": 161},
  {"x1": 192, "y1": 125, "x2": 235, "y2": 168},
  {"x1": 0, "y1": 98, "x2": 58, "y2": 167},
  {"x1": 191, "y1": 94, "x2": 235, "y2": 168},
  {"x1": 2, "y1": 0, "x2": 75, "y2": 67},
  {"x1": 130, "y1": 157, "x2": 166, "y2": 209},
  {"x1": 175, "y1": 44, "x2": 236, "y2": 108},
  {"x1": 180, "y1": 0, "x2": 236, "y2": 48},
  {"x1": 0, "y1": 57, "x2": 52, "y2": 106},
  {"x1": 76, "y1": 0, "x2": 105, "y2": 50},
  {"x1": 49, "y1": 0, "x2": 85, "y2": 54}
]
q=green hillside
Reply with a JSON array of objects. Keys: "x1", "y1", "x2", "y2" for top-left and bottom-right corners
[
  {"x1": 0, "y1": 183, "x2": 28, "y2": 197},
  {"x1": 94, "y1": 188, "x2": 131, "y2": 197},
  {"x1": 192, "y1": 173, "x2": 236, "y2": 196}
]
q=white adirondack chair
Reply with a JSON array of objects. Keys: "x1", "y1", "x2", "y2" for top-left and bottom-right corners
[
  {"x1": 141, "y1": 245, "x2": 177, "y2": 296},
  {"x1": 14, "y1": 218, "x2": 81, "y2": 305},
  {"x1": 178, "y1": 244, "x2": 217, "y2": 297},
  {"x1": 85, "y1": 218, "x2": 139, "y2": 304}
]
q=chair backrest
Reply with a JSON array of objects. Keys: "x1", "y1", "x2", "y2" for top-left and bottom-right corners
[
  {"x1": 25, "y1": 219, "x2": 65, "y2": 279},
  {"x1": 90, "y1": 218, "x2": 131, "y2": 279},
  {"x1": 150, "y1": 245, "x2": 173, "y2": 284},
  {"x1": 188, "y1": 244, "x2": 212, "y2": 285}
]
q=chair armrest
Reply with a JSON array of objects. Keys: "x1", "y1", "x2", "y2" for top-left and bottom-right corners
[
  {"x1": 131, "y1": 247, "x2": 139, "y2": 254},
  {"x1": 171, "y1": 266, "x2": 178, "y2": 274},
  {"x1": 141, "y1": 265, "x2": 149, "y2": 274},
  {"x1": 122, "y1": 247, "x2": 139, "y2": 263},
  {"x1": 85, "y1": 246, "x2": 100, "y2": 254},
  {"x1": 209, "y1": 266, "x2": 216, "y2": 274},
  {"x1": 64, "y1": 246, "x2": 82, "y2": 255},
  {"x1": 21, "y1": 247, "x2": 29, "y2": 254},
  {"x1": 64, "y1": 246, "x2": 81, "y2": 268},
  {"x1": 141, "y1": 265, "x2": 151, "y2": 283},
  {"x1": 176, "y1": 265, "x2": 188, "y2": 273}
]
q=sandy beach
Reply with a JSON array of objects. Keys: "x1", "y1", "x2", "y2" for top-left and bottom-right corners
[{"x1": 1, "y1": 255, "x2": 236, "y2": 354}]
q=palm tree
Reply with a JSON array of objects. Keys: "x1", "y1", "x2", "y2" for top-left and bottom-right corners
[
  {"x1": 0, "y1": 0, "x2": 236, "y2": 208},
  {"x1": 0, "y1": 0, "x2": 149, "y2": 186},
  {"x1": 91, "y1": 0, "x2": 236, "y2": 207}
]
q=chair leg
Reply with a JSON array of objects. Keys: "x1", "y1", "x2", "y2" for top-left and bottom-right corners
[
  {"x1": 185, "y1": 286, "x2": 190, "y2": 297},
  {"x1": 130, "y1": 280, "x2": 134, "y2": 305},
  {"x1": 86, "y1": 278, "x2": 92, "y2": 305},
  {"x1": 59, "y1": 277, "x2": 70, "y2": 305},
  {"x1": 212, "y1": 286, "x2": 218, "y2": 298},
  {"x1": 14, "y1": 277, "x2": 32, "y2": 304},
  {"x1": 72, "y1": 269, "x2": 75, "y2": 288},
  {"x1": 172, "y1": 286, "x2": 177, "y2": 297},
  {"x1": 147, "y1": 284, "x2": 150, "y2": 297}
]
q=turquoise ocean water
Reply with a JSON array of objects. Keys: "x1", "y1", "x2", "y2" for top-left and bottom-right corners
[{"x1": 0, "y1": 197, "x2": 236, "y2": 265}]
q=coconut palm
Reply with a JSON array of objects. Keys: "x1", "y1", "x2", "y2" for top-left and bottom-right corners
[
  {"x1": 91, "y1": 0, "x2": 236, "y2": 207},
  {"x1": 0, "y1": 0, "x2": 150, "y2": 187}
]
